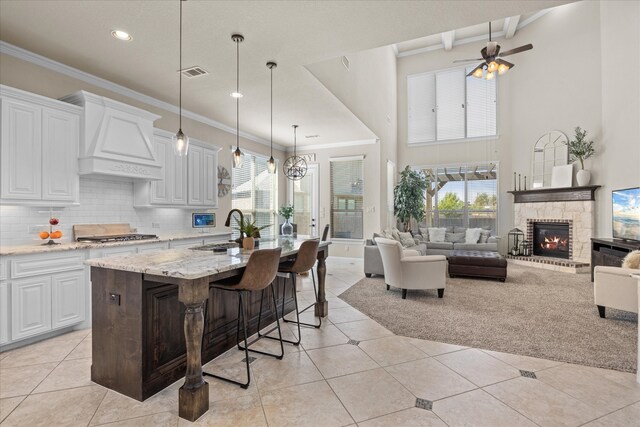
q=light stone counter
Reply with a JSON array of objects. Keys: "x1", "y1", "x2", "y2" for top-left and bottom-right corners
[
  {"x1": 85, "y1": 238, "x2": 330, "y2": 280},
  {"x1": 0, "y1": 232, "x2": 231, "y2": 256}
]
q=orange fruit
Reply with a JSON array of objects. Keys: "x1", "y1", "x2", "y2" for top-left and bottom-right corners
[
  {"x1": 51, "y1": 231, "x2": 62, "y2": 239},
  {"x1": 39, "y1": 231, "x2": 50, "y2": 239}
]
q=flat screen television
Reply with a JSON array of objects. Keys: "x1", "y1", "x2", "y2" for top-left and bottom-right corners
[
  {"x1": 612, "y1": 187, "x2": 640, "y2": 241},
  {"x1": 192, "y1": 213, "x2": 216, "y2": 228}
]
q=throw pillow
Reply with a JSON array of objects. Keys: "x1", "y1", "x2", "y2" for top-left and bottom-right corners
[
  {"x1": 419, "y1": 227, "x2": 429, "y2": 240},
  {"x1": 622, "y1": 250, "x2": 640, "y2": 269},
  {"x1": 390, "y1": 228, "x2": 401, "y2": 242},
  {"x1": 428, "y1": 227, "x2": 446, "y2": 242},
  {"x1": 445, "y1": 232, "x2": 466, "y2": 243},
  {"x1": 372, "y1": 232, "x2": 385, "y2": 245},
  {"x1": 453, "y1": 226, "x2": 467, "y2": 234},
  {"x1": 398, "y1": 232, "x2": 415, "y2": 248},
  {"x1": 465, "y1": 228, "x2": 483, "y2": 244},
  {"x1": 479, "y1": 230, "x2": 491, "y2": 244}
]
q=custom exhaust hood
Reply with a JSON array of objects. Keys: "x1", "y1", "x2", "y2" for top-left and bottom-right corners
[{"x1": 60, "y1": 91, "x2": 162, "y2": 180}]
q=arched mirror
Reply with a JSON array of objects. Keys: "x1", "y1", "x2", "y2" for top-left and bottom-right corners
[{"x1": 531, "y1": 131, "x2": 569, "y2": 188}]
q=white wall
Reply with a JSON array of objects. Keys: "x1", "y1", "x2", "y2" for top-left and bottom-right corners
[
  {"x1": 306, "y1": 46, "x2": 398, "y2": 230},
  {"x1": 397, "y1": 1, "x2": 606, "y2": 237},
  {"x1": 597, "y1": 0, "x2": 640, "y2": 236},
  {"x1": 0, "y1": 52, "x2": 288, "y2": 245}
]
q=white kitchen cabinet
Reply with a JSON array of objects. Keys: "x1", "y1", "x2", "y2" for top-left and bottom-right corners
[
  {"x1": 0, "y1": 281, "x2": 8, "y2": 345},
  {"x1": 148, "y1": 132, "x2": 187, "y2": 205},
  {"x1": 0, "y1": 97, "x2": 42, "y2": 200},
  {"x1": 204, "y1": 148, "x2": 217, "y2": 206},
  {"x1": 11, "y1": 276, "x2": 52, "y2": 340},
  {"x1": 0, "y1": 85, "x2": 81, "y2": 206},
  {"x1": 188, "y1": 145, "x2": 204, "y2": 205},
  {"x1": 51, "y1": 270, "x2": 85, "y2": 329}
]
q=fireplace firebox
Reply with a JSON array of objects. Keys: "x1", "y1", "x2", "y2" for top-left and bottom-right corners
[{"x1": 533, "y1": 222, "x2": 570, "y2": 259}]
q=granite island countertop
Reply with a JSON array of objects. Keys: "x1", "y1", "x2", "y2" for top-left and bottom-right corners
[
  {"x1": 85, "y1": 238, "x2": 330, "y2": 280},
  {"x1": 0, "y1": 231, "x2": 232, "y2": 256}
]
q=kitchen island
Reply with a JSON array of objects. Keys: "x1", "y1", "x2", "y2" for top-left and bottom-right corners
[{"x1": 85, "y1": 238, "x2": 330, "y2": 421}]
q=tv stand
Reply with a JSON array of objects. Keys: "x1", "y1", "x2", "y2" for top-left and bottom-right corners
[{"x1": 591, "y1": 238, "x2": 640, "y2": 281}]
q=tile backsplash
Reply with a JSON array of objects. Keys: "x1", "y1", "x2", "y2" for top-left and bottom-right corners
[{"x1": 0, "y1": 177, "x2": 209, "y2": 246}]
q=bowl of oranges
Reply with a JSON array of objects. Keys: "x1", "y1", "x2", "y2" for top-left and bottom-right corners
[{"x1": 40, "y1": 218, "x2": 63, "y2": 245}]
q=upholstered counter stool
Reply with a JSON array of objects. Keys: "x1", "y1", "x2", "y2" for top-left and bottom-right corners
[
  {"x1": 261, "y1": 239, "x2": 321, "y2": 346},
  {"x1": 203, "y1": 247, "x2": 283, "y2": 389}
]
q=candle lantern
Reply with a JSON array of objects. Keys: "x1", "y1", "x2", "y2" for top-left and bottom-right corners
[
  {"x1": 508, "y1": 228, "x2": 524, "y2": 256},
  {"x1": 519, "y1": 239, "x2": 531, "y2": 257}
]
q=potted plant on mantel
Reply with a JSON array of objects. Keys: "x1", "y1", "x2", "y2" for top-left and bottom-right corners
[
  {"x1": 393, "y1": 166, "x2": 428, "y2": 231},
  {"x1": 568, "y1": 126, "x2": 596, "y2": 187},
  {"x1": 234, "y1": 217, "x2": 270, "y2": 250}
]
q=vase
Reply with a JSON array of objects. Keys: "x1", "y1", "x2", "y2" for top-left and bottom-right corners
[
  {"x1": 281, "y1": 218, "x2": 293, "y2": 237},
  {"x1": 576, "y1": 169, "x2": 591, "y2": 187},
  {"x1": 242, "y1": 236, "x2": 255, "y2": 250}
]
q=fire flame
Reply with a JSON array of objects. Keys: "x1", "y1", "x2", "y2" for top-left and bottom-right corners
[{"x1": 540, "y1": 235, "x2": 568, "y2": 251}]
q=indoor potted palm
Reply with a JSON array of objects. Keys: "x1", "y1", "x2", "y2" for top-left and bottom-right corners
[
  {"x1": 278, "y1": 204, "x2": 295, "y2": 237},
  {"x1": 234, "y1": 217, "x2": 270, "y2": 250},
  {"x1": 393, "y1": 166, "x2": 428, "y2": 231},
  {"x1": 568, "y1": 126, "x2": 595, "y2": 186}
]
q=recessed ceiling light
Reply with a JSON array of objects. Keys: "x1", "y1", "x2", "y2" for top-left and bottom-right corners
[
  {"x1": 111, "y1": 30, "x2": 132, "y2": 41},
  {"x1": 230, "y1": 92, "x2": 243, "y2": 98}
]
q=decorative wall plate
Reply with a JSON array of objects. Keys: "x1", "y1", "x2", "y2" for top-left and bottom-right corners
[{"x1": 217, "y1": 165, "x2": 231, "y2": 197}]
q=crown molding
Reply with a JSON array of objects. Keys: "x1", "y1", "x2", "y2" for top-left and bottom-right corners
[
  {"x1": 293, "y1": 138, "x2": 378, "y2": 152},
  {"x1": 0, "y1": 41, "x2": 286, "y2": 151}
]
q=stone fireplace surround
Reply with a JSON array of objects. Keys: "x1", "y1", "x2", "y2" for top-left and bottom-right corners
[{"x1": 511, "y1": 200, "x2": 594, "y2": 273}]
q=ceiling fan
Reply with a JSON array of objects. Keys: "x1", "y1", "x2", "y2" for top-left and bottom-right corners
[{"x1": 454, "y1": 22, "x2": 533, "y2": 80}]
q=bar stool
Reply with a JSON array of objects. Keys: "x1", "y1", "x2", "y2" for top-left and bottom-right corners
[
  {"x1": 260, "y1": 239, "x2": 321, "y2": 347},
  {"x1": 203, "y1": 247, "x2": 283, "y2": 389}
]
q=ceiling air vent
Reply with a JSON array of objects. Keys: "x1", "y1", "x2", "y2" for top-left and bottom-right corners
[
  {"x1": 181, "y1": 66, "x2": 209, "y2": 78},
  {"x1": 341, "y1": 56, "x2": 350, "y2": 71},
  {"x1": 305, "y1": 134, "x2": 320, "y2": 139}
]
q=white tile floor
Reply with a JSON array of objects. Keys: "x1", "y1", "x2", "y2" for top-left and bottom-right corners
[{"x1": 1, "y1": 257, "x2": 639, "y2": 426}]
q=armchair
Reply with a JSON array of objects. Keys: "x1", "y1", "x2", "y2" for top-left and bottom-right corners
[
  {"x1": 375, "y1": 237, "x2": 447, "y2": 299},
  {"x1": 593, "y1": 266, "x2": 639, "y2": 318}
]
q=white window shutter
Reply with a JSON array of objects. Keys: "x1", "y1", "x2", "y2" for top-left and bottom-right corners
[
  {"x1": 407, "y1": 73, "x2": 436, "y2": 144},
  {"x1": 435, "y1": 68, "x2": 466, "y2": 141}
]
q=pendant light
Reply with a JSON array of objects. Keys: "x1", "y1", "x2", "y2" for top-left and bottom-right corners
[
  {"x1": 283, "y1": 125, "x2": 307, "y2": 180},
  {"x1": 173, "y1": 0, "x2": 189, "y2": 156},
  {"x1": 267, "y1": 61, "x2": 277, "y2": 174},
  {"x1": 232, "y1": 34, "x2": 244, "y2": 168}
]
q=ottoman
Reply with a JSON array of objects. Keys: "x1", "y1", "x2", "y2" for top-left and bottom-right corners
[{"x1": 448, "y1": 250, "x2": 507, "y2": 282}]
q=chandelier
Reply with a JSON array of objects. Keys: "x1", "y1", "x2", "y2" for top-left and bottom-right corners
[{"x1": 283, "y1": 125, "x2": 307, "y2": 180}]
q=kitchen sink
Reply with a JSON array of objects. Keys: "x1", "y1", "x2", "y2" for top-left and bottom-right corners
[{"x1": 190, "y1": 242, "x2": 239, "y2": 252}]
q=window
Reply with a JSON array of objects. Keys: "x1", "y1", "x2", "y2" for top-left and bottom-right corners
[
  {"x1": 423, "y1": 163, "x2": 498, "y2": 233},
  {"x1": 407, "y1": 66, "x2": 496, "y2": 144},
  {"x1": 231, "y1": 152, "x2": 277, "y2": 239},
  {"x1": 330, "y1": 157, "x2": 364, "y2": 239}
]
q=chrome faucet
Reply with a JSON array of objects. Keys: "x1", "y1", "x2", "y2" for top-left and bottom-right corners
[{"x1": 225, "y1": 209, "x2": 245, "y2": 239}]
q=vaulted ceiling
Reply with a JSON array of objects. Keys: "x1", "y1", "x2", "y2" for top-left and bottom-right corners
[{"x1": 0, "y1": 0, "x2": 569, "y2": 148}]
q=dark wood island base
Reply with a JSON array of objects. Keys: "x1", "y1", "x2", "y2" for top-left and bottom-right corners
[{"x1": 89, "y1": 243, "x2": 329, "y2": 422}]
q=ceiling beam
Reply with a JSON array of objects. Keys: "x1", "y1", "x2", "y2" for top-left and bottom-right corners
[
  {"x1": 442, "y1": 30, "x2": 455, "y2": 51},
  {"x1": 504, "y1": 15, "x2": 521, "y2": 39}
]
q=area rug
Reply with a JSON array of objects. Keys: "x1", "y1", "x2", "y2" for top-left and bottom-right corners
[{"x1": 339, "y1": 264, "x2": 638, "y2": 373}]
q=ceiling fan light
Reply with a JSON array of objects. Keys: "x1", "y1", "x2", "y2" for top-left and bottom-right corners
[
  {"x1": 487, "y1": 61, "x2": 498, "y2": 73},
  {"x1": 498, "y1": 64, "x2": 509, "y2": 75},
  {"x1": 472, "y1": 68, "x2": 484, "y2": 79},
  {"x1": 485, "y1": 71, "x2": 495, "y2": 81}
]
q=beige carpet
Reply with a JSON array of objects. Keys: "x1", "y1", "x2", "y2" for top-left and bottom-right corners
[{"x1": 339, "y1": 264, "x2": 638, "y2": 373}]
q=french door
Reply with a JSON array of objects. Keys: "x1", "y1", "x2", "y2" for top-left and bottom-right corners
[{"x1": 288, "y1": 163, "x2": 319, "y2": 237}]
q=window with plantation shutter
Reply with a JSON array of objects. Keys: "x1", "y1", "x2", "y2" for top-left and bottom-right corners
[
  {"x1": 231, "y1": 152, "x2": 277, "y2": 239},
  {"x1": 330, "y1": 158, "x2": 363, "y2": 240},
  {"x1": 407, "y1": 66, "x2": 497, "y2": 144}
]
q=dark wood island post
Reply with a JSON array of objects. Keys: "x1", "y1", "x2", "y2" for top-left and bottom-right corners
[
  {"x1": 176, "y1": 276, "x2": 209, "y2": 421},
  {"x1": 315, "y1": 248, "x2": 329, "y2": 317}
]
